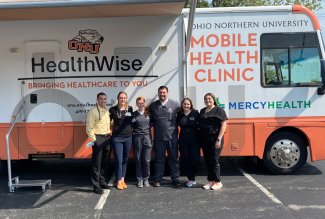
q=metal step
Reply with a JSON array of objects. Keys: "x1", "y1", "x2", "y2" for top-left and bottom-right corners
[{"x1": 10, "y1": 177, "x2": 51, "y2": 192}]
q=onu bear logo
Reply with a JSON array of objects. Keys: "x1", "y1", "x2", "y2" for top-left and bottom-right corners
[{"x1": 68, "y1": 29, "x2": 104, "y2": 54}]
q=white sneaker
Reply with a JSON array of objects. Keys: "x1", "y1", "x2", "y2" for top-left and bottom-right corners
[
  {"x1": 211, "y1": 182, "x2": 223, "y2": 190},
  {"x1": 137, "y1": 180, "x2": 143, "y2": 188},
  {"x1": 202, "y1": 182, "x2": 213, "y2": 190},
  {"x1": 186, "y1": 180, "x2": 197, "y2": 187},
  {"x1": 143, "y1": 180, "x2": 150, "y2": 187}
]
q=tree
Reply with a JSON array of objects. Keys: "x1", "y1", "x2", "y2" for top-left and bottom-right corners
[
  {"x1": 268, "y1": 0, "x2": 322, "y2": 12},
  {"x1": 184, "y1": 0, "x2": 210, "y2": 8},
  {"x1": 210, "y1": 0, "x2": 322, "y2": 11},
  {"x1": 212, "y1": 0, "x2": 266, "y2": 7}
]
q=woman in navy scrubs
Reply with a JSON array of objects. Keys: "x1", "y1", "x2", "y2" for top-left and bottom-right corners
[
  {"x1": 132, "y1": 96, "x2": 152, "y2": 188},
  {"x1": 177, "y1": 97, "x2": 200, "y2": 187}
]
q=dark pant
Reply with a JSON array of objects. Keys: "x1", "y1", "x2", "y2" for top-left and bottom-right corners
[
  {"x1": 133, "y1": 134, "x2": 152, "y2": 180},
  {"x1": 154, "y1": 138, "x2": 180, "y2": 182},
  {"x1": 179, "y1": 138, "x2": 200, "y2": 181},
  {"x1": 91, "y1": 135, "x2": 111, "y2": 189},
  {"x1": 112, "y1": 136, "x2": 132, "y2": 181},
  {"x1": 201, "y1": 135, "x2": 223, "y2": 182}
]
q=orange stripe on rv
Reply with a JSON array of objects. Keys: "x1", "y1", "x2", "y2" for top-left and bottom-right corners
[
  {"x1": 1, "y1": 116, "x2": 325, "y2": 162},
  {"x1": 292, "y1": 5, "x2": 321, "y2": 30}
]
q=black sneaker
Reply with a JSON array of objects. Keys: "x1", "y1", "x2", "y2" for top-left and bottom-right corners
[
  {"x1": 153, "y1": 181, "x2": 161, "y2": 187},
  {"x1": 172, "y1": 180, "x2": 182, "y2": 188},
  {"x1": 100, "y1": 183, "x2": 111, "y2": 189},
  {"x1": 93, "y1": 187, "x2": 104, "y2": 195}
]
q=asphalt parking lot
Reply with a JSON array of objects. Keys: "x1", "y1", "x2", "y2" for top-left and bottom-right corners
[{"x1": 0, "y1": 156, "x2": 325, "y2": 219}]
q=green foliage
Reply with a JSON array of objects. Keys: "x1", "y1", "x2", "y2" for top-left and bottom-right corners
[
  {"x1": 212, "y1": 0, "x2": 266, "y2": 7},
  {"x1": 184, "y1": 0, "x2": 210, "y2": 8},
  {"x1": 183, "y1": 0, "x2": 323, "y2": 11},
  {"x1": 266, "y1": 0, "x2": 322, "y2": 11}
]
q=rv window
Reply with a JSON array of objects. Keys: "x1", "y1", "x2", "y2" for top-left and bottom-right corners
[
  {"x1": 261, "y1": 33, "x2": 321, "y2": 87},
  {"x1": 290, "y1": 48, "x2": 322, "y2": 85},
  {"x1": 262, "y1": 49, "x2": 289, "y2": 86}
]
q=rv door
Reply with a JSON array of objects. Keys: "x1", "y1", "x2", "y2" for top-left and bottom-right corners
[{"x1": 20, "y1": 41, "x2": 68, "y2": 157}]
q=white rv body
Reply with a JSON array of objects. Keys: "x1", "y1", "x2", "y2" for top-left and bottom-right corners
[
  {"x1": 1, "y1": 3, "x2": 325, "y2": 174},
  {"x1": 0, "y1": 15, "x2": 184, "y2": 159},
  {"x1": 183, "y1": 5, "x2": 325, "y2": 173}
]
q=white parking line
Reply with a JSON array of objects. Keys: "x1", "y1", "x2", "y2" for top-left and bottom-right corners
[
  {"x1": 94, "y1": 189, "x2": 110, "y2": 219},
  {"x1": 288, "y1": 204, "x2": 325, "y2": 210},
  {"x1": 236, "y1": 167, "x2": 283, "y2": 205},
  {"x1": 95, "y1": 189, "x2": 110, "y2": 210}
]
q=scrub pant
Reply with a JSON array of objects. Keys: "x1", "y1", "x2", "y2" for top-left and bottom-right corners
[
  {"x1": 154, "y1": 137, "x2": 180, "y2": 182},
  {"x1": 133, "y1": 134, "x2": 152, "y2": 180},
  {"x1": 179, "y1": 138, "x2": 200, "y2": 181},
  {"x1": 91, "y1": 135, "x2": 111, "y2": 189},
  {"x1": 112, "y1": 136, "x2": 132, "y2": 181},
  {"x1": 201, "y1": 135, "x2": 223, "y2": 182}
]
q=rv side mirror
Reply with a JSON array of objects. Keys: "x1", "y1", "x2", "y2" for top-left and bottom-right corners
[{"x1": 317, "y1": 59, "x2": 325, "y2": 95}]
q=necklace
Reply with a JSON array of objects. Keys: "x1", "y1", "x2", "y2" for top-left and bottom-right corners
[
  {"x1": 117, "y1": 108, "x2": 127, "y2": 118},
  {"x1": 205, "y1": 107, "x2": 214, "y2": 113},
  {"x1": 184, "y1": 110, "x2": 191, "y2": 116},
  {"x1": 97, "y1": 105, "x2": 107, "y2": 120},
  {"x1": 204, "y1": 107, "x2": 214, "y2": 118}
]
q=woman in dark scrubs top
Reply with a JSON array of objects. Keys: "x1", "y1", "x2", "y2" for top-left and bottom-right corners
[
  {"x1": 109, "y1": 91, "x2": 133, "y2": 190},
  {"x1": 198, "y1": 93, "x2": 228, "y2": 190},
  {"x1": 177, "y1": 98, "x2": 200, "y2": 187}
]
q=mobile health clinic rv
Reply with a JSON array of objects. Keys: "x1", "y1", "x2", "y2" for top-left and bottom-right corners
[
  {"x1": 1, "y1": 0, "x2": 325, "y2": 182},
  {"x1": 183, "y1": 5, "x2": 325, "y2": 174}
]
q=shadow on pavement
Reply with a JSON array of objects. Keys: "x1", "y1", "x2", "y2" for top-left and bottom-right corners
[
  {"x1": 227, "y1": 156, "x2": 323, "y2": 176},
  {"x1": 0, "y1": 155, "x2": 321, "y2": 210}
]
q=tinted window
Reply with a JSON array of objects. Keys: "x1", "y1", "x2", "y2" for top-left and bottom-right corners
[{"x1": 261, "y1": 33, "x2": 321, "y2": 87}]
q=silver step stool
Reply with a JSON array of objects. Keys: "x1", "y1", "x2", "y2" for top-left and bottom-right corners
[{"x1": 10, "y1": 177, "x2": 52, "y2": 192}]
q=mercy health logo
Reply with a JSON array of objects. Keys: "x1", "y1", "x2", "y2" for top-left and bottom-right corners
[
  {"x1": 216, "y1": 98, "x2": 225, "y2": 108},
  {"x1": 68, "y1": 29, "x2": 104, "y2": 54},
  {"x1": 217, "y1": 99, "x2": 311, "y2": 110}
]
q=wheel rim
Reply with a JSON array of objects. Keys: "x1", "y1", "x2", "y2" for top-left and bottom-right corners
[{"x1": 270, "y1": 139, "x2": 300, "y2": 169}]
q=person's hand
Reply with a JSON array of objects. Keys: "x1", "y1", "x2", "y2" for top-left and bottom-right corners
[
  {"x1": 85, "y1": 138, "x2": 95, "y2": 149},
  {"x1": 215, "y1": 140, "x2": 221, "y2": 149},
  {"x1": 86, "y1": 141, "x2": 95, "y2": 148}
]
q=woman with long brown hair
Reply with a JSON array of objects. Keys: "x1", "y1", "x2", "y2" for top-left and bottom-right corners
[
  {"x1": 198, "y1": 93, "x2": 228, "y2": 190},
  {"x1": 177, "y1": 97, "x2": 200, "y2": 187}
]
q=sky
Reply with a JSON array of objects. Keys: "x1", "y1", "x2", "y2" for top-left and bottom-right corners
[
  {"x1": 204, "y1": 0, "x2": 325, "y2": 38},
  {"x1": 314, "y1": 1, "x2": 325, "y2": 39},
  {"x1": 316, "y1": 0, "x2": 325, "y2": 14}
]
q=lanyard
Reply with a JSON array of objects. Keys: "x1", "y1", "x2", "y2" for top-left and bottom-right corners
[{"x1": 97, "y1": 105, "x2": 104, "y2": 120}]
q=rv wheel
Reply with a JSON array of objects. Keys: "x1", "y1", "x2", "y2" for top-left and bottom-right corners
[{"x1": 263, "y1": 132, "x2": 307, "y2": 174}]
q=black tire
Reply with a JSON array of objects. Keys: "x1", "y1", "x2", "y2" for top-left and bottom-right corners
[{"x1": 263, "y1": 132, "x2": 307, "y2": 174}]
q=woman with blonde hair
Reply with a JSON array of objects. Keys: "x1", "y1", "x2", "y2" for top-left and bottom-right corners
[
  {"x1": 109, "y1": 91, "x2": 133, "y2": 190},
  {"x1": 131, "y1": 96, "x2": 152, "y2": 188}
]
